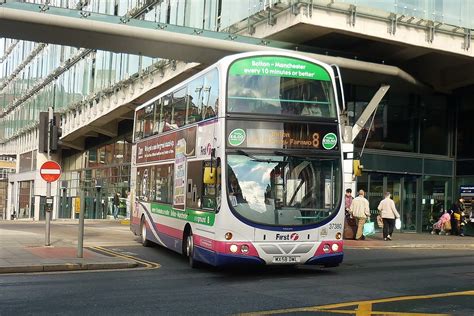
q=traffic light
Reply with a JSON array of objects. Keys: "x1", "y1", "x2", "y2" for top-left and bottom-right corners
[
  {"x1": 49, "y1": 114, "x2": 62, "y2": 152},
  {"x1": 353, "y1": 159, "x2": 363, "y2": 177},
  {"x1": 38, "y1": 112, "x2": 49, "y2": 153}
]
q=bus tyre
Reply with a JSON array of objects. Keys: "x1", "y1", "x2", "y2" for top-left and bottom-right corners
[
  {"x1": 140, "y1": 217, "x2": 151, "y2": 247},
  {"x1": 185, "y1": 231, "x2": 200, "y2": 268}
]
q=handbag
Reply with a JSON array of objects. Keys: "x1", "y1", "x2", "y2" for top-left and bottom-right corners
[
  {"x1": 363, "y1": 219, "x2": 375, "y2": 236},
  {"x1": 376, "y1": 215, "x2": 383, "y2": 228},
  {"x1": 344, "y1": 218, "x2": 357, "y2": 239}
]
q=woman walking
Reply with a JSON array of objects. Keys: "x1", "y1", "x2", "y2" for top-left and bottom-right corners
[{"x1": 377, "y1": 192, "x2": 400, "y2": 241}]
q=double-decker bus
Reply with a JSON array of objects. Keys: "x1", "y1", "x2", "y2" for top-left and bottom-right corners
[{"x1": 130, "y1": 51, "x2": 344, "y2": 268}]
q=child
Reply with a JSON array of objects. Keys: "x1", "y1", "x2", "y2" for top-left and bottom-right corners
[{"x1": 431, "y1": 212, "x2": 451, "y2": 235}]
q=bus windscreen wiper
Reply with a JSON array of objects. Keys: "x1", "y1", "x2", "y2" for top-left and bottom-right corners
[
  {"x1": 274, "y1": 151, "x2": 335, "y2": 161},
  {"x1": 274, "y1": 151, "x2": 316, "y2": 161},
  {"x1": 236, "y1": 150, "x2": 277, "y2": 163}
]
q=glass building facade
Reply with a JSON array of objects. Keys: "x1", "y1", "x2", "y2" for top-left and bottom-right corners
[{"x1": 59, "y1": 135, "x2": 132, "y2": 219}]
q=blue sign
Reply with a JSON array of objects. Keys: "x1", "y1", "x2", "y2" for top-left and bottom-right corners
[{"x1": 460, "y1": 186, "x2": 474, "y2": 196}]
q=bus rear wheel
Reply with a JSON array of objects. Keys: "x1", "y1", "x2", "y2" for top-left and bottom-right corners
[
  {"x1": 140, "y1": 217, "x2": 151, "y2": 247},
  {"x1": 185, "y1": 230, "x2": 200, "y2": 268}
]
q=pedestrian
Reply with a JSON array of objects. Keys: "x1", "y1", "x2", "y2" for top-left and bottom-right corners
[
  {"x1": 343, "y1": 188, "x2": 357, "y2": 239},
  {"x1": 345, "y1": 188, "x2": 353, "y2": 215},
  {"x1": 450, "y1": 198, "x2": 465, "y2": 236},
  {"x1": 349, "y1": 189, "x2": 370, "y2": 240},
  {"x1": 113, "y1": 192, "x2": 120, "y2": 219},
  {"x1": 125, "y1": 191, "x2": 131, "y2": 219},
  {"x1": 377, "y1": 192, "x2": 400, "y2": 241}
]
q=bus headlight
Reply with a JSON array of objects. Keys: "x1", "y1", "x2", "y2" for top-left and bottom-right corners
[
  {"x1": 331, "y1": 244, "x2": 339, "y2": 252},
  {"x1": 230, "y1": 244, "x2": 238, "y2": 253},
  {"x1": 322, "y1": 244, "x2": 330, "y2": 253},
  {"x1": 241, "y1": 244, "x2": 249, "y2": 254},
  {"x1": 335, "y1": 232, "x2": 342, "y2": 240}
]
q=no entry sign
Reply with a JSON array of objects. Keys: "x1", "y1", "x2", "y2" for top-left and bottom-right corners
[{"x1": 40, "y1": 161, "x2": 61, "y2": 182}]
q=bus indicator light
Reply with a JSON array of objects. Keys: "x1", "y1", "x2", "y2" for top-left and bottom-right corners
[{"x1": 225, "y1": 232, "x2": 233, "y2": 240}]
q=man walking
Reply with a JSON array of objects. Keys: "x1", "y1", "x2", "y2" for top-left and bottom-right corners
[
  {"x1": 378, "y1": 192, "x2": 400, "y2": 241},
  {"x1": 349, "y1": 190, "x2": 370, "y2": 240},
  {"x1": 113, "y1": 192, "x2": 120, "y2": 220}
]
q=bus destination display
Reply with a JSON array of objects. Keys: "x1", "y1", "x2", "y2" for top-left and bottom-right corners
[{"x1": 227, "y1": 121, "x2": 338, "y2": 151}]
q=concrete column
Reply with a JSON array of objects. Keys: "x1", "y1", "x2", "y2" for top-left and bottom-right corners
[
  {"x1": 342, "y1": 142, "x2": 355, "y2": 194},
  {"x1": 6, "y1": 181, "x2": 13, "y2": 220}
]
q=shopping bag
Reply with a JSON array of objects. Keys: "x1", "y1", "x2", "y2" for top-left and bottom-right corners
[
  {"x1": 376, "y1": 215, "x2": 383, "y2": 228},
  {"x1": 395, "y1": 218, "x2": 402, "y2": 230},
  {"x1": 363, "y1": 220, "x2": 375, "y2": 236},
  {"x1": 443, "y1": 220, "x2": 452, "y2": 231}
]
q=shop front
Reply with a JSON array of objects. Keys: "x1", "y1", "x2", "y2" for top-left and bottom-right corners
[
  {"x1": 358, "y1": 153, "x2": 454, "y2": 233},
  {"x1": 60, "y1": 136, "x2": 132, "y2": 219}
]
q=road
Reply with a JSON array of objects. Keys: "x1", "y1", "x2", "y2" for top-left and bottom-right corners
[{"x1": 1, "y1": 241, "x2": 473, "y2": 315}]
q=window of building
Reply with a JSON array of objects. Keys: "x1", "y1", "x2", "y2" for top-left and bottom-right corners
[
  {"x1": 97, "y1": 146, "x2": 106, "y2": 165},
  {"x1": 351, "y1": 87, "x2": 418, "y2": 153},
  {"x1": 19, "y1": 151, "x2": 33, "y2": 173},
  {"x1": 105, "y1": 143, "x2": 114, "y2": 165},
  {"x1": 420, "y1": 94, "x2": 449, "y2": 155},
  {"x1": 456, "y1": 89, "x2": 474, "y2": 158}
]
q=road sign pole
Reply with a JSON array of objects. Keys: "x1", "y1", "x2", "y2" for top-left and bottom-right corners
[
  {"x1": 45, "y1": 107, "x2": 53, "y2": 246},
  {"x1": 77, "y1": 187, "x2": 85, "y2": 258}
]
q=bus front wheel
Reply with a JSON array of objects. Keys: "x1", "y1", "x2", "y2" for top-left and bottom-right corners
[
  {"x1": 185, "y1": 230, "x2": 200, "y2": 268},
  {"x1": 140, "y1": 217, "x2": 151, "y2": 247}
]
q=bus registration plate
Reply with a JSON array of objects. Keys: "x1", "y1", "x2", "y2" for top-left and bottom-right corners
[{"x1": 272, "y1": 256, "x2": 300, "y2": 263}]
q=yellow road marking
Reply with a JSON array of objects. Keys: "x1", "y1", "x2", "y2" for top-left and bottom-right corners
[
  {"x1": 90, "y1": 246, "x2": 161, "y2": 270},
  {"x1": 356, "y1": 302, "x2": 372, "y2": 316},
  {"x1": 240, "y1": 290, "x2": 474, "y2": 316},
  {"x1": 1, "y1": 247, "x2": 161, "y2": 276}
]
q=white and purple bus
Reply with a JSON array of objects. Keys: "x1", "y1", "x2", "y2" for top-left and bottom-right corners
[{"x1": 130, "y1": 51, "x2": 345, "y2": 268}]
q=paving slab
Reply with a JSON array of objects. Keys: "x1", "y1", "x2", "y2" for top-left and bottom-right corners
[
  {"x1": 345, "y1": 231, "x2": 474, "y2": 249},
  {"x1": 0, "y1": 220, "x2": 140, "y2": 274}
]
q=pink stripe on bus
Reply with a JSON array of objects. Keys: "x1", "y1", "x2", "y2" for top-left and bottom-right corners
[{"x1": 155, "y1": 223, "x2": 183, "y2": 239}]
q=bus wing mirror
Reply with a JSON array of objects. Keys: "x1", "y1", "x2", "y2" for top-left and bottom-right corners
[{"x1": 203, "y1": 167, "x2": 217, "y2": 184}]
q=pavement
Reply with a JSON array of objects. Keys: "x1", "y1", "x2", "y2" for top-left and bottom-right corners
[
  {"x1": 0, "y1": 220, "x2": 472, "y2": 274},
  {"x1": 345, "y1": 231, "x2": 474, "y2": 249},
  {"x1": 0, "y1": 220, "x2": 139, "y2": 274}
]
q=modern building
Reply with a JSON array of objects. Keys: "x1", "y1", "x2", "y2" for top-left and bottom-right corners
[{"x1": 0, "y1": 0, "x2": 473, "y2": 233}]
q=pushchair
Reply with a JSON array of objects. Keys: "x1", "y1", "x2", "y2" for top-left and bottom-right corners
[{"x1": 431, "y1": 212, "x2": 451, "y2": 235}]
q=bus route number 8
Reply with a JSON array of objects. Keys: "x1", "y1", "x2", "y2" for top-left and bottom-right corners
[{"x1": 312, "y1": 133, "x2": 320, "y2": 148}]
